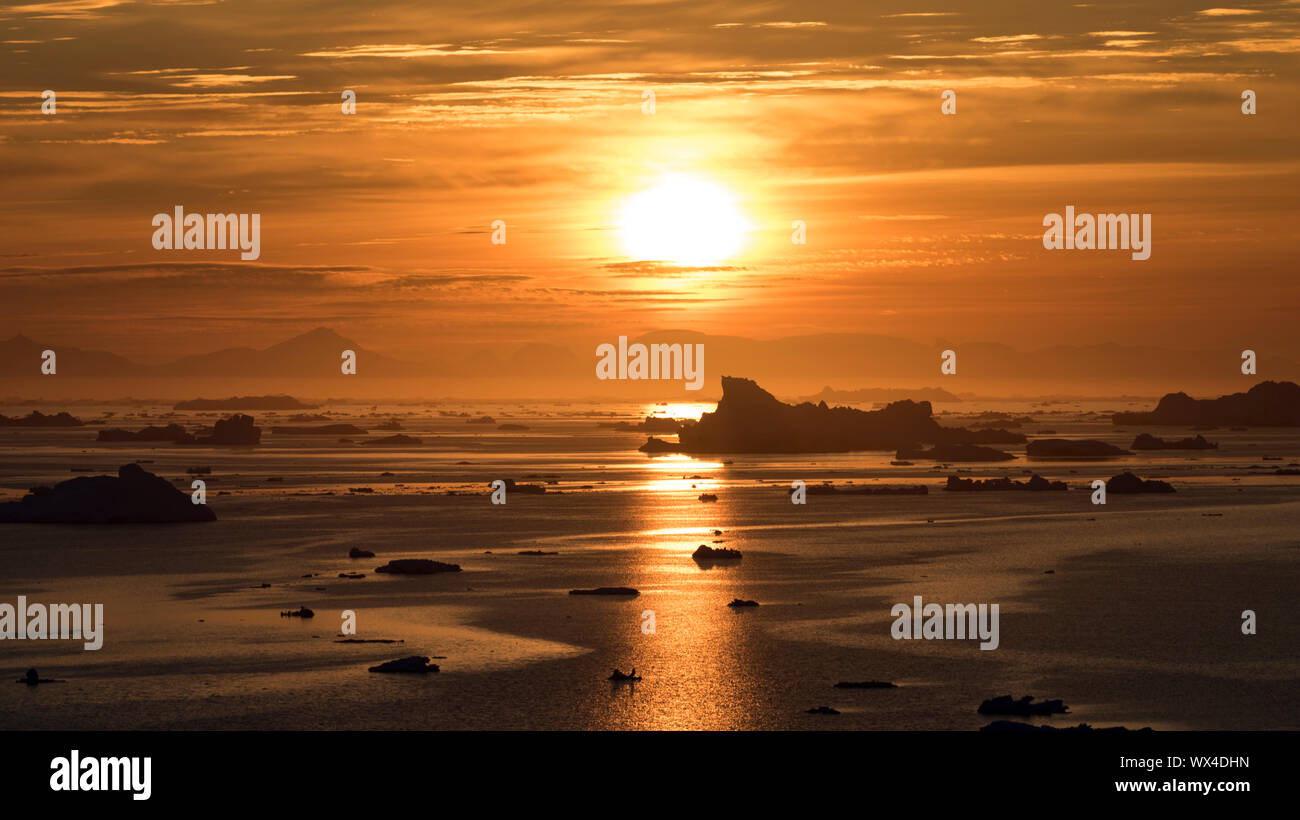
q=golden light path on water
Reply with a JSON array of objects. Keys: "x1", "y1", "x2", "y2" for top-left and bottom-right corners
[
  {"x1": 641, "y1": 454, "x2": 724, "y2": 495},
  {"x1": 644, "y1": 402, "x2": 714, "y2": 420},
  {"x1": 616, "y1": 449, "x2": 759, "y2": 728}
]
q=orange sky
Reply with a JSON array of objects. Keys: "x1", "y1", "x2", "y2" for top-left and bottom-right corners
[{"x1": 1, "y1": 0, "x2": 1297, "y2": 371}]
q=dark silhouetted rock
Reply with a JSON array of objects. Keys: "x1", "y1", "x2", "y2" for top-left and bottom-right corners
[
  {"x1": 517, "y1": 550, "x2": 557, "y2": 555},
  {"x1": 698, "y1": 493, "x2": 718, "y2": 502},
  {"x1": 1026, "y1": 439, "x2": 1129, "y2": 458},
  {"x1": 794, "y1": 482, "x2": 927, "y2": 495},
  {"x1": 374, "y1": 559, "x2": 462, "y2": 575},
  {"x1": 835, "y1": 680, "x2": 897, "y2": 689},
  {"x1": 174, "y1": 395, "x2": 315, "y2": 411},
  {"x1": 608, "y1": 668, "x2": 641, "y2": 682},
  {"x1": 799, "y1": 385, "x2": 961, "y2": 404},
  {"x1": 16, "y1": 668, "x2": 64, "y2": 685},
  {"x1": 897, "y1": 443, "x2": 1015, "y2": 462},
  {"x1": 945, "y1": 474, "x2": 1066, "y2": 491},
  {"x1": 638, "y1": 436, "x2": 680, "y2": 454},
  {"x1": 349, "y1": 547, "x2": 376, "y2": 558},
  {"x1": 672, "y1": 377, "x2": 1023, "y2": 454},
  {"x1": 605, "y1": 416, "x2": 683, "y2": 433},
  {"x1": 727, "y1": 598, "x2": 760, "y2": 608},
  {"x1": 978, "y1": 695, "x2": 1069, "y2": 716},
  {"x1": 0, "y1": 411, "x2": 82, "y2": 427},
  {"x1": 361, "y1": 434, "x2": 423, "y2": 446},
  {"x1": 693, "y1": 544, "x2": 741, "y2": 560},
  {"x1": 192, "y1": 414, "x2": 260, "y2": 445},
  {"x1": 280, "y1": 606, "x2": 314, "y2": 618},
  {"x1": 980, "y1": 721, "x2": 1151, "y2": 733},
  {"x1": 272, "y1": 424, "x2": 368, "y2": 435},
  {"x1": 1113, "y1": 381, "x2": 1300, "y2": 426},
  {"x1": 496, "y1": 479, "x2": 545, "y2": 494},
  {"x1": 338, "y1": 572, "x2": 365, "y2": 579},
  {"x1": 1130, "y1": 433, "x2": 1218, "y2": 450},
  {"x1": 1106, "y1": 472, "x2": 1175, "y2": 494},
  {"x1": 806, "y1": 706, "x2": 840, "y2": 715},
  {"x1": 569, "y1": 587, "x2": 639, "y2": 596},
  {"x1": 97, "y1": 424, "x2": 192, "y2": 442},
  {"x1": 0, "y1": 463, "x2": 216, "y2": 523},
  {"x1": 368, "y1": 656, "x2": 439, "y2": 673}
]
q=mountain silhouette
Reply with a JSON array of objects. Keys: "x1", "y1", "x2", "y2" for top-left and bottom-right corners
[
  {"x1": 152, "y1": 327, "x2": 413, "y2": 378},
  {"x1": 0, "y1": 334, "x2": 144, "y2": 377}
]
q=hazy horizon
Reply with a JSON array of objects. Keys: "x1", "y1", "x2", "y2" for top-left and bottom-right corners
[{"x1": 3, "y1": 323, "x2": 1295, "y2": 400}]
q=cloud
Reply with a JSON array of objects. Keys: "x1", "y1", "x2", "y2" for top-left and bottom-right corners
[
  {"x1": 6, "y1": 0, "x2": 129, "y2": 20},
  {"x1": 710, "y1": 21, "x2": 828, "y2": 30},
  {"x1": 753, "y1": 21, "x2": 829, "y2": 29},
  {"x1": 858, "y1": 214, "x2": 949, "y2": 222},
  {"x1": 300, "y1": 43, "x2": 524, "y2": 59},
  {"x1": 166, "y1": 74, "x2": 298, "y2": 88},
  {"x1": 37, "y1": 136, "x2": 167, "y2": 144},
  {"x1": 599, "y1": 261, "x2": 749, "y2": 275},
  {"x1": 971, "y1": 34, "x2": 1042, "y2": 43},
  {"x1": 0, "y1": 262, "x2": 372, "y2": 279}
]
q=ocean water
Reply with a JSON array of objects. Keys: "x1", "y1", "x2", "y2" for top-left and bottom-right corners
[{"x1": 1, "y1": 401, "x2": 1298, "y2": 730}]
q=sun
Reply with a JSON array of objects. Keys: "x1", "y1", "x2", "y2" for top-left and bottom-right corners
[{"x1": 618, "y1": 174, "x2": 750, "y2": 266}]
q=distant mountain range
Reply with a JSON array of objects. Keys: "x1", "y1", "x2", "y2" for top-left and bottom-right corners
[
  {"x1": 0, "y1": 333, "x2": 142, "y2": 378},
  {"x1": 0, "y1": 327, "x2": 581, "y2": 380},
  {"x1": 629, "y1": 330, "x2": 1299, "y2": 384},
  {"x1": 2, "y1": 327, "x2": 1294, "y2": 387}
]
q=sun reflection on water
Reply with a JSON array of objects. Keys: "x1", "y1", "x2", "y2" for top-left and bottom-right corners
[{"x1": 643, "y1": 402, "x2": 715, "y2": 420}]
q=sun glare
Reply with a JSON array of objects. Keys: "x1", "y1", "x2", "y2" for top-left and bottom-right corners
[
  {"x1": 618, "y1": 174, "x2": 749, "y2": 266},
  {"x1": 647, "y1": 401, "x2": 715, "y2": 420}
]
